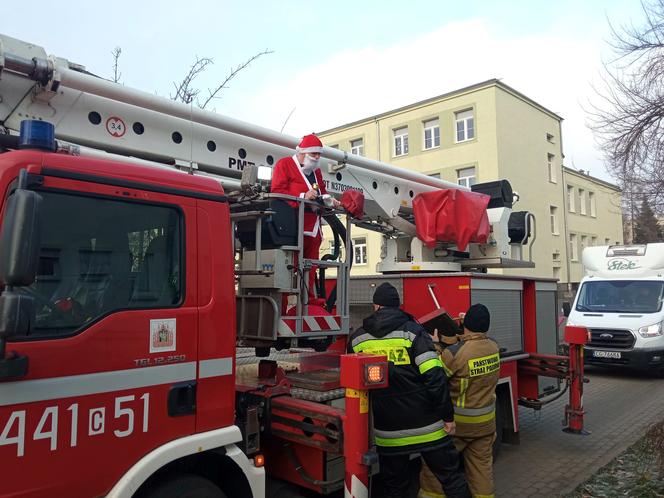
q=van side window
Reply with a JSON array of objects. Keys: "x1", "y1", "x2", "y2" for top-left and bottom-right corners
[{"x1": 16, "y1": 190, "x2": 182, "y2": 339}]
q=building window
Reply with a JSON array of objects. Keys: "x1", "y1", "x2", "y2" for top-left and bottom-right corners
[
  {"x1": 553, "y1": 267, "x2": 561, "y2": 280},
  {"x1": 350, "y1": 138, "x2": 364, "y2": 156},
  {"x1": 605, "y1": 238, "x2": 611, "y2": 245},
  {"x1": 581, "y1": 235, "x2": 588, "y2": 254},
  {"x1": 546, "y1": 133, "x2": 555, "y2": 143},
  {"x1": 423, "y1": 118, "x2": 440, "y2": 149},
  {"x1": 569, "y1": 233, "x2": 578, "y2": 261},
  {"x1": 548, "y1": 154, "x2": 556, "y2": 183},
  {"x1": 457, "y1": 167, "x2": 476, "y2": 188},
  {"x1": 393, "y1": 127, "x2": 409, "y2": 156},
  {"x1": 329, "y1": 144, "x2": 339, "y2": 149},
  {"x1": 567, "y1": 185, "x2": 575, "y2": 213},
  {"x1": 550, "y1": 206, "x2": 559, "y2": 235},
  {"x1": 579, "y1": 189, "x2": 587, "y2": 215},
  {"x1": 353, "y1": 237, "x2": 367, "y2": 265},
  {"x1": 591, "y1": 236, "x2": 597, "y2": 246},
  {"x1": 428, "y1": 172, "x2": 441, "y2": 179},
  {"x1": 455, "y1": 109, "x2": 475, "y2": 142},
  {"x1": 553, "y1": 252, "x2": 560, "y2": 262},
  {"x1": 589, "y1": 192, "x2": 596, "y2": 217}
]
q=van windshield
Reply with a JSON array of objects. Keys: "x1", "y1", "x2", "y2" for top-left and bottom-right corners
[{"x1": 575, "y1": 280, "x2": 664, "y2": 313}]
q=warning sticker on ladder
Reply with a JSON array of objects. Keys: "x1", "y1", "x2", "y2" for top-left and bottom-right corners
[{"x1": 105, "y1": 116, "x2": 126, "y2": 137}]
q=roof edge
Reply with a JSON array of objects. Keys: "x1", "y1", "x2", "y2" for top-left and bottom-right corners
[
  {"x1": 563, "y1": 166, "x2": 621, "y2": 191},
  {"x1": 317, "y1": 79, "x2": 563, "y2": 136}
]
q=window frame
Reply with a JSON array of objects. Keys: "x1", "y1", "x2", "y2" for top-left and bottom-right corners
[
  {"x1": 454, "y1": 109, "x2": 475, "y2": 143},
  {"x1": 353, "y1": 237, "x2": 368, "y2": 266},
  {"x1": 350, "y1": 138, "x2": 364, "y2": 156},
  {"x1": 589, "y1": 191, "x2": 596, "y2": 217},
  {"x1": 548, "y1": 153, "x2": 556, "y2": 183},
  {"x1": 10, "y1": 185, "x2": 186, "y2": 342},
  {"x1": 457, "y1": 166, "x2": 477, "y2": 188},
  {"x1": 393, "y1": 127, "x2": 409, "y2": 157},
  {"x1": 579, "y1": 189, "x2": 587, "y2": 215},
  {"x1": 567, "y1": 185, "x2": 575, "y2": 213},
  {"x1": 423, "y1": 118, "x2": 441, "y2": 150},
  {"x1": 569, "y1": 233, "x2": 578, "y2": 261},
  {"x1": 549, "y1": 205, "x2": 559, "y2": 235}
]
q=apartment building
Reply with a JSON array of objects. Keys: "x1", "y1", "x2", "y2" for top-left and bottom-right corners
[{"x1": 317, "y1": 79, "x2": 623, "y2": 292}]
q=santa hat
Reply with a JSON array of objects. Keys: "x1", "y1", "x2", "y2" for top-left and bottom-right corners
[{"x1": 296, "y1": 134, "x2": 324, "y2": 154}]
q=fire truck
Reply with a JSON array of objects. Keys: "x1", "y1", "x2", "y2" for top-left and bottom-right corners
[{"x1": 0, "y1": 34, "x2": 587, "y2": 498}]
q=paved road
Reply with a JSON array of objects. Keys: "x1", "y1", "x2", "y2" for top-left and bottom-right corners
[{"x1": 494, "y1": 366, "x2": 664, "y2": 497}]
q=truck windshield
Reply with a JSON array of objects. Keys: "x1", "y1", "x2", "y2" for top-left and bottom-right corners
[{"x1": 575, "y1": 280, "x2": 664, "y2": 313}]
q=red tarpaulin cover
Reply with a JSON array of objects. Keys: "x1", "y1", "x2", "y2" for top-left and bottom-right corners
[
  {"x1": 341, "y1": 189, "x2": 365, "y2": 218},
  {"x1": 413, "y1": 189, "x2": 491, "y2": 251}
]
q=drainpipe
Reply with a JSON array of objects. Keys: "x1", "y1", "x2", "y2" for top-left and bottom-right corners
[
  {"x1": 559, "y1": 119, "x2": 572, "y2": 298},
  {"x1": 375, "y1": 118, "x2": 381, "y2": 161}
]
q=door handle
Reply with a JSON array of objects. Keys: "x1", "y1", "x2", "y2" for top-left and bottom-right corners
[{"x1": 167, "y1": 381, "x2": 197, "y2": 416}]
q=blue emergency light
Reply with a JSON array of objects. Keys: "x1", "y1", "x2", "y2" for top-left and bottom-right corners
[{"x1": 19, "y1": 120, "x2": 56, "y2": 151}]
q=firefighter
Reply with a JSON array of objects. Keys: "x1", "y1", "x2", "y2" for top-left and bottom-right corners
[
  {"x1": 271, "y1": 134, "x2": 340, "y2": 300},
  {"x1": 420, "y1": 304, "x2": 500, "y2": 498},
  {"x1": 348, "y1": 283, "x2": 470, "y2": 498}
]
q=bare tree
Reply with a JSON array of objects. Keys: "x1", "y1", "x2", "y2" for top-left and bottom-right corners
[
  {"x1": 171, "y1": 49, "x2": 273, "y2": 109},
  {"x1": 170, "y1": 56, "x2": 213, "y2": 105},
  {"x1": 589, "y1": 1, "x2": 664, "y2": 214},
  {"x1": 111, "y1": 47, "x2": 122, "y2": 83}
]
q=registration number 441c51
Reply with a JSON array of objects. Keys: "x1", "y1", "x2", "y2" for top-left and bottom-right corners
[{"x1": 592, "y1": 350, "x2": 621, "y2": 359}]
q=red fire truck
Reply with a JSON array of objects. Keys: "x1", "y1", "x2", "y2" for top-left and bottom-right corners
[{"x1": 0, "y1": 34, "x2": 587, "y2": 498}]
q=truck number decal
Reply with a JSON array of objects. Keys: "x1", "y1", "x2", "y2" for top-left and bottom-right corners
[{"x1": 0, "y1": 393, "x2": 150, "y2": 457}]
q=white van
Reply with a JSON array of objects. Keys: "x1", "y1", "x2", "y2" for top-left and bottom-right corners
[{"x1": 567, "y1": 244, "x2": 664, "y2": 373}]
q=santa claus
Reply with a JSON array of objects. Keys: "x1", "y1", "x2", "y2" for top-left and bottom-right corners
[{"x1": 271, "y1": 134, "x2": 341, "y2": 300}]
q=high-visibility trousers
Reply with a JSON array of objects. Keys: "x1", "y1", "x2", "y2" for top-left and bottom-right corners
[{"x1": 420, "y1": 432, "x2": 496, "y2": 498}]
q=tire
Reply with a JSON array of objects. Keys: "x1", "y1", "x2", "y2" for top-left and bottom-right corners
[
  {"x1": 143, "y1": 474, "x2": 227, "y2": 498},
  {"x1": 492, "y1": 401, "x2": 504, "y2": 461}
]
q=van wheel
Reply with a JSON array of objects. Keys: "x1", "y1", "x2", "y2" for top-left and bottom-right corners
[{"x1": 143, "y1": 474, "x2": 227, "y2": 498}]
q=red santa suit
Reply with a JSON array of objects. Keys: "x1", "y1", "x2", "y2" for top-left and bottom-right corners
[{"x1": 271, "y1": 135, "x2": 327, "y2": 300}]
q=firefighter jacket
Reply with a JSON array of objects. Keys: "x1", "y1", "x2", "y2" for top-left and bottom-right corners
[
  {"x1": 440, "y1": 332, "x2": 500, "y2": 438},
  {"x1": 347, "y1": 307, "x2": 455, "y2": 455},
  {"x1": 271, "y1": 155, "x2": 327, "y2": 237}
]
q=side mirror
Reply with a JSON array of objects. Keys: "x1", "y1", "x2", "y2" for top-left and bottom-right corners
[
  {"x1": 0, "y1": 291, "x2": 33, "y2": 377},
  {"x1": 0, "y1": 188, "x2": 43, "y2": 287},
  {"x1": 0, "y1": 290, "x2": 34, "y2": 338},
  {"x1": 562, "y1": 302, "x2": 571, "y2": 317}
]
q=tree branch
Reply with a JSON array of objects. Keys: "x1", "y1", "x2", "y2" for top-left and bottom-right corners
[{"x1": 200, "y1": 49, "x2": 273, "y2": 109}]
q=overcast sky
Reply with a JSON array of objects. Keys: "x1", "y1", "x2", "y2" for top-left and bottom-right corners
[{"x1": 0, "y1": 0, "x2": 645, "y2": 180}]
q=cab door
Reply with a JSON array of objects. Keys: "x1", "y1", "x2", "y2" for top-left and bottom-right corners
[{"x1": 0, "y1": 171, "x2": 198, "y2": 498}]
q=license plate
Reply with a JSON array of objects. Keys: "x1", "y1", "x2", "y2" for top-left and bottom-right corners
[{"x1": 592, "y1": 350, "x2": 621, "y2": 359}]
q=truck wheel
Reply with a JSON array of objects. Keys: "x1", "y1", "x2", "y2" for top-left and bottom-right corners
[{"x1": 144, "y1": 474, "x2": 227, "y2": 498}]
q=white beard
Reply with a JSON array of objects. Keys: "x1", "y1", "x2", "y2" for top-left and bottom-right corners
[{"x1": 302, "y1": 155, "x2": 319, "y2": 173}]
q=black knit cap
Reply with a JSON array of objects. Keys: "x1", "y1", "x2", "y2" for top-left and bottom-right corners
[
  {"x1": 373, "y1": 282, "x2": 401, "y2": 307},
  {"x1": 464, "y1": 304, "x2": 490, "y2": 333}
]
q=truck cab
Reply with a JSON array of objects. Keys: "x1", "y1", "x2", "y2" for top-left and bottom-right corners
[{"x1": 568, "y1": 244, "x2": 664, "y2": 373}]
